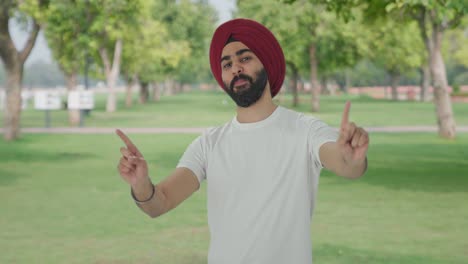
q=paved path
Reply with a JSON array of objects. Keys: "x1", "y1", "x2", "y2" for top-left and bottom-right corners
[{"x1": 1, "y1": 126, "x2": 467, "y2": 134}]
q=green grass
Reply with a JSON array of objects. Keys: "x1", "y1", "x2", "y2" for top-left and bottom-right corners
[
  {"x1": 1, "y1": 133, "x2": 467, "y2": 263},
  {"x1": 11, "y1": 90, "x2": 468, "y2": 128}
]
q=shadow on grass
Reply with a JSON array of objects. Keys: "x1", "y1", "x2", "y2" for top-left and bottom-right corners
[
  {"x1": 0, "y1": 168, "x2": 23, "y2": 186},
  {"x1": 0, "y1": 149, "x2": 97, "y2": 163},
  {"x1": 0, "y1": 148, "x2": 97, "y2": 186},
  {"x1": 314, "y1": 243, "x2": 461, "y2": 264}
]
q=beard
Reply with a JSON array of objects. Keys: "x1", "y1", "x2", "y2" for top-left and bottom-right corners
[{"x1": 224, "y1": 68, "x2": 268, "y2": 108}]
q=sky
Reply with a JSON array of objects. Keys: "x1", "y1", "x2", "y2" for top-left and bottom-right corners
[{"x1": 10, "y1": 0, "x2": 236, "y2": 66}]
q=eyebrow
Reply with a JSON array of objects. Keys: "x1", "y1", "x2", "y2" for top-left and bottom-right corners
[{"x1": 220, "y1": 49, "x2": 252, "y2": 63}]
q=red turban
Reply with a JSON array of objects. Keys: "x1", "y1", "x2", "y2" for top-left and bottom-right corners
[{"x1": 209, "y1": 18, "x2": 285, "y2": 98}]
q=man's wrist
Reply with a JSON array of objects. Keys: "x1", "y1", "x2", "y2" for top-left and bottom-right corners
[
  {"x1": 350, "y1": 157, "x2": 367, "y2": 177},
  {"x1": 341, "y1": 156, "x2": 367, "y2": 178},
  {"x1": 131, "y1": 178, "x2": 154, "y2": 203}
]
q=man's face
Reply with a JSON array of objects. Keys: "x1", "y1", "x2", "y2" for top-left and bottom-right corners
[{"x1": 220, "y1": 41, "x2": 268, "y2": 108}]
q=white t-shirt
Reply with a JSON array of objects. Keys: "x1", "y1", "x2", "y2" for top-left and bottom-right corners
[{"x1": 177, "y1": 106, "x2": 338, "y2": 264}]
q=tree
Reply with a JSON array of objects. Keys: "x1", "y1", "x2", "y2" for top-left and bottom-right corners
[
  {"x1": 0, "y1": 0, "x2": 48, "y2": 141},
  {"x1": 119, "y1": 0, "x2": 196, "y2": 105},
  {"x1": 171, "y1": 0, "x2": 217, "y2": 84},
  {"x1": 314, "y1": 11, "x2": 367, "y2": 95},
  {"x1": 239, "y1": 0, "x2": 365, "y2": 111},
  {"x1": 44, "y1": 0, "x2": 91, "y2": 125},
  {"x1": 367, "y1": 19, "x2": 423, "y2": 100},
  {"x1": 369, "y1": 0, "x2": 465, "y2": 138},
  {"x1": 153, "y1": 0, "x2": 217, "y2": 94},
  {"x1": 85, "y1": 0, "x2": 143, "y2": 113},
  {"x1": 121, "y1": 17, "x2": 190, "y2": 104},
  {"x1": 292, "y1": 0, "x2": 466, "y2": 138}
]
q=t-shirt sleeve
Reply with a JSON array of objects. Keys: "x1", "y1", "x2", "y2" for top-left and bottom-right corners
[
  {"x1": 307, "y1": 118, "x2": 339, "y2": 168},
  {"x1": 176, "y1": 133, "x2": 208, "y2": 183}
]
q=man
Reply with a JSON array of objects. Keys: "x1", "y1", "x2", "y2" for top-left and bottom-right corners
[{"x1": 117, "y1": 18, "x2": 369, "y2": 263}]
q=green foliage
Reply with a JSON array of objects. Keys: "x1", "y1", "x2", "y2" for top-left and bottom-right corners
[
  {"x1": 453, "y1": 71, "x2": 468, "y2": 86},
  {"x1": 443, "y1": 18, "x2": 468, "y2": 68},
  {"x1": 367, "y1": 19, "x2": 423, "y2": 75},
  {"x1": 1, "y1": 0, "x2": 49, "y2": 47},
  {"x1": 87, "y1": 0, "x2": 142, "y2": 41},
  {"x1": 120, "y1": 1, "x2": 190, "y2": 83},
  {"x1": 45, "y1": 0, "x2": 90, "y2": 75},
  {"x1": 237, "y1": 0, "x2": 309, "y2": 74},
  {"x1": 152, "y1": 0, "x2": 217, "y2": 83},
  {"x1": 82, "y1": 0, "x2": 145, "y2": 76},
  {"x1": 384, "y1": 0, "x2": 467, "y2": 28},
  {"x1": 347, "y1": 60, "x2": 389, "y2": 87},
  {"x1": 238, "y1": 0, "x2": 365, "y2": 80},
  {"x1": 315, "y1": 11, "x2": 368, "y2": 75},
  {"x1": 44, "y1": 0, "x2": 146, "y2": 81},
  {"x1": 22, "y1": 61, "x2": 65, "y2": 87},
  {"x1": 17, "y1": 0, "x2": 50, "y2": 23}
]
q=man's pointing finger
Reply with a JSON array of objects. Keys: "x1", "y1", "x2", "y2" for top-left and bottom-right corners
[{"x1": 340, "y1": 101, "x2": 351, "y2": 131}]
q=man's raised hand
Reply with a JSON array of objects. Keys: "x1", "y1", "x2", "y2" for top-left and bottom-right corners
[
  {"x1": 337, "y1": 101, "x2": 369, "y2": 166},
  {"x1": 116, "y1": 129, "x2": 149, "y2": 187}
]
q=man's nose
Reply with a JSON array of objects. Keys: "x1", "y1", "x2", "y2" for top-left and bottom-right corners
[{"x1": 231, "y1": 62, "x2": 243, "y2": 75}]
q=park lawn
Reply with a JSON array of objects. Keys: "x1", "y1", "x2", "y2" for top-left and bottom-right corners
[
  {"x1": 13, "y1": 90, "x2": 468, "y2": 128},
  {"x1": 1, "y1": 132, "x2": 467, "y2": 263}
]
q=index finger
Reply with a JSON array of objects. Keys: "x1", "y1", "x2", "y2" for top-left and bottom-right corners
[
  {"x1": 340, "y1": 101, "x2": 351, "y2": 130},
  {"x1": 116, "y1": 129, "x2": 141, "y2": 155}
]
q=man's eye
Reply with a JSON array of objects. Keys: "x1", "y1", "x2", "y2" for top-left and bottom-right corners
[
  {"x1": 241, "y1": 57, "x2": 251, "y2": 62},
  {"x1": 223, "y1": 62, "x2": 232, "y2": 69}
]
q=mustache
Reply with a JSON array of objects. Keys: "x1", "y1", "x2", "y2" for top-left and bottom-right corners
[{"x1": 230, "y1": 74, "x2": 253, "y2": 90}]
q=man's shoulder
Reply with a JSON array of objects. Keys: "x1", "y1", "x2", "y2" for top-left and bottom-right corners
[
  {"x1": 278, "y1": 106, "x2": 321, "y2": 125},
  {"x1": 198, "y1": 120, "x2": 232, "y2": 144},
  {"x1": 204, "y1": 120, "x2": 231, "y2": 135}
]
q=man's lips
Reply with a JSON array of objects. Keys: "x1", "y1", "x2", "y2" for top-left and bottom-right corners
[{"x1": 234, "y1": 79, "x2": 248, "y2": 87}]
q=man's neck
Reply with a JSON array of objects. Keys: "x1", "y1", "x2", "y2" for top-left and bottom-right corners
[{"x1": 235, "y1": 88, "x2": 278, "y2": 123}]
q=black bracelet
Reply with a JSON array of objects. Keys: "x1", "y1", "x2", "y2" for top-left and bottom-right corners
[{"x1": 131, "y1": 184, "x2": 155, "y2": 204}]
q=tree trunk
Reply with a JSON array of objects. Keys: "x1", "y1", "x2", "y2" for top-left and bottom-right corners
[
  {"x1": 125, "y1": 83, "x2": 133, "y2": 107},
  {"x1": 164, "y1": 79, "x2": 174, "y2": 96},
  {"x1": 0, "y1": 7, "x2": 40, "y2": 140},
  {"x1": 65, "y1": 72, "x2": 80, "y2": 126},
  {"x1": 309, "y1": 44, "x2": 320, "y2": 112},
  {"x1": 430, "y1": 26, "x2": 456, "y2": 139},
  {"x1": 175, "y1": 82, "x2": 182, "y2": 94},
  {"x1": 287, "y1": 62, "x2": 299, "y2": 107},
  {"x1": 390, "y1": 72, "x2": 400, "y2": 101},
  {"x1": 125, "y1": 74, "x2": 137, "y2": 108},
  {"x1": 321, "y1": 76, "x2": 328, "y2": 95},
  {"x1": 416, "y1": 9, "x2": 432, "y2": 102},
  {"x1": 99, "y1": 39, "x2": 123, "y2": 113},
  {"x1": 344, "y1": 69, "x2": 351, "y2": 94},
  {"x1": 298, "y1": 81, "x2": 304, "y2": 93},
  {"x1": 419, "y1": 65, "x2": 430, "y2": 102},
  {"x1": 105, "y1": 75, "x2": 117, "y2": 112},
  {"x1": 293, "y1": 72, "x2": 299, "y2": 107},
  {"x1": 4, "y1": 64, "x2": 23, "y2": 140},
  {"x1": 139, "y1": 81, "x2": 149, "y2": 104},
  {"x1": 152, "y1": 82, "x2": 161, "y2": 102}
]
